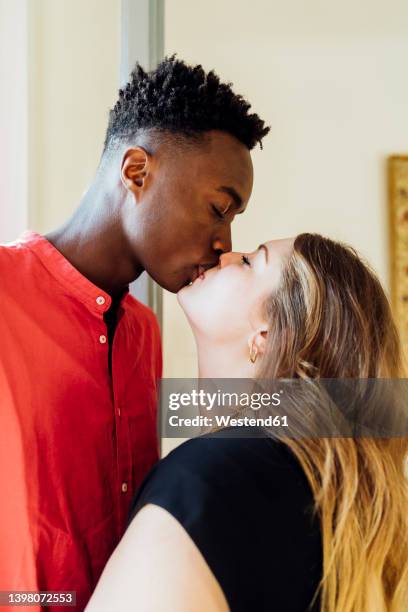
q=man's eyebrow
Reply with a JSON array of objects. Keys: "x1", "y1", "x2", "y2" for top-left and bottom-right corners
[
  {"x1": 257, "y1": 243, "x2": 269, "y2": 262},
  {"x1": 216, "y1": 186, "x2": 244, "y2": 211}
]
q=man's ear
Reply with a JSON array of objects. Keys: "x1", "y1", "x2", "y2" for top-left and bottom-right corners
[
  {"x1": 120, "y1": 147, "x2": 152, "y2": 196},
  {"x1": 248, "y1": 327, "x2": 268, "y2": 360}
]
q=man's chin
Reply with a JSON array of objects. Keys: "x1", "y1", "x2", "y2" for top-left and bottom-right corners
[{"x1": 147, "y1": 274, "x2": 190, "y2": 294}]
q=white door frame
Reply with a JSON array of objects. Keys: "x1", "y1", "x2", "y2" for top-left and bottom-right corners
[{"x1": 120, "y1": 0, "x2": 164, "y2": 326}]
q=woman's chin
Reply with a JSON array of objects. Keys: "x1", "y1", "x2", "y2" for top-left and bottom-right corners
[
  {"x1": 177, "y1": 275, "x2": 201, "y2": 304},
  {"x1": 177, "y1": 284, "x2": 206, "y2": 331},
  {"x1": 176, "y1": 283, "x2": 190, "y2": 306},
  {"x1": 177, "y1": 283, "x2": 194, "y2": 315}
]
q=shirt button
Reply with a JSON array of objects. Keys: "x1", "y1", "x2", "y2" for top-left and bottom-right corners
[
  {"x1": 121, "y1": 482, "x2": 128, "y2": 493},
  {"x1": 96, "y1": 296, "x2": 106, "y2": 306},
  {"x1": 99, "y1": 335, "x2": 107, "y2": 344}
]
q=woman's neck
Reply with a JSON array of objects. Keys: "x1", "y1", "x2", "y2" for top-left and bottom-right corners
[{"x1": 195, "y1": 336, "x2": 255, "y2": 379}]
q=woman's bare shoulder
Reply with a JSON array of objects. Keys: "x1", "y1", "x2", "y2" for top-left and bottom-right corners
[{"x1": 86, "y1": 503, "x2": 229, "y2": 612}]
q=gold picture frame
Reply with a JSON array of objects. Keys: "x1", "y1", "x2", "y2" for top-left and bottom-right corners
[{"x1": 388, "y1": 155, "x2": 408, "y2": 360}]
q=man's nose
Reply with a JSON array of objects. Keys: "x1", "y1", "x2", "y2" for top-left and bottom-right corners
[{"x1": 212, "y1": 224, "x2": 232, "y2": 255}]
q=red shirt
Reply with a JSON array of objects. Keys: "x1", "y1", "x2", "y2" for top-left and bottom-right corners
[{"x1": 0, "y1": 231, "x2": 162, "y2": 610}]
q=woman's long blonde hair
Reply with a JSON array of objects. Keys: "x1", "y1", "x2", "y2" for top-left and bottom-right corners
[{"x1": 257, "y1": 233, "x2": 408, "y2": 612}]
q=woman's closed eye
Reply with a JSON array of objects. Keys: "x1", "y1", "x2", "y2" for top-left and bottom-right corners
[{"x1": 241, "y1": 255, "x2": 251, "y2": 266}]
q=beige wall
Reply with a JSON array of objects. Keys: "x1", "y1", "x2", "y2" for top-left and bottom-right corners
[
  {"x1": 28, "y1": 0, "x2": 121, "y2": 233},
  {"x1": 0, "y1": 0, "x2": 28, "y2": 242},
  {"x1": 163, "y1": 0, "x2": 408, "y2": 378}
]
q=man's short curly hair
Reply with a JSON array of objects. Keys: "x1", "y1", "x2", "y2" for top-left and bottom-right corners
[{"x1": 104, "y1": 55, "x2": 270, "y2": 152}]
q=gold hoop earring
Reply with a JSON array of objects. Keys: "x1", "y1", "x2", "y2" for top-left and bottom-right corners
[{"x1": 249, "y1": 345, "x2": 258, "y2": 364}]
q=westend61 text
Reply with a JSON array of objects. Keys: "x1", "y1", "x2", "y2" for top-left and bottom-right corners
[{"x1": 168, "y1": 415, "x2": 289, "y2": 428}]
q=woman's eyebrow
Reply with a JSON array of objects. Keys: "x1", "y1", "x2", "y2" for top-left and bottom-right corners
[{"x1": 257, "y1": 243, "x2": 269, "y2": 262}]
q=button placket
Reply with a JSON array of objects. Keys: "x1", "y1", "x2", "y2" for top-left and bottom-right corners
[{"x1": 95, "y1": 297, "x2": 108, "y2": 346}]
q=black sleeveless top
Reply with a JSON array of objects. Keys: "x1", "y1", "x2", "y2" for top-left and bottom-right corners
[{"x1": 129, "y1": 427, "x2": 322, "y2": 612}]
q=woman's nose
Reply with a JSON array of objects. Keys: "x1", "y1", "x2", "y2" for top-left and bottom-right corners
[{"x1": 219, "y1": 251, "x2": 242, "y2": 268}]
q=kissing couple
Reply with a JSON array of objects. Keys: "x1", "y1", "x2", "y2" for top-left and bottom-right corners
[{"x1": 1, "y1": 57, "x2": 406, "y2": 612}]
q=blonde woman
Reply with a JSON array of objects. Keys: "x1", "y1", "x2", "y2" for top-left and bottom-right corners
[{"x1": 87, "y1": 234, "x2": 408, "y2": 612}]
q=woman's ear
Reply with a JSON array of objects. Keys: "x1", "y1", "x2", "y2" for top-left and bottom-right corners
[
  {"x1": 248, "y1": 327, "x2": 268, "y2": 362},
  {"x1": 120, "y1": 147, "x2": 151, "y2": 197}
]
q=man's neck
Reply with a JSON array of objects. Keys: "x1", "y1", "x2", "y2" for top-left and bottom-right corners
[{"x1": 45, "y1": 185, "x2": 144, "y2": 296}]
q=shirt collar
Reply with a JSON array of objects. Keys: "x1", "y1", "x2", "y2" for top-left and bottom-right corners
[{"x1": 19, "y1": 230, "x2": 131, "y2": 316}]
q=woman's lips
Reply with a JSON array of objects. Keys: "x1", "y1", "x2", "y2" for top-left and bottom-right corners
[
  {"x1": 190, "y1": 264, "x2": 208, "y2": 285},
  {"x1": 191, "y1": 265, "x2": 205, "y2": 283},
  {"x1": 189, "y1": 262, "x2": 219, "y2": 286}
]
